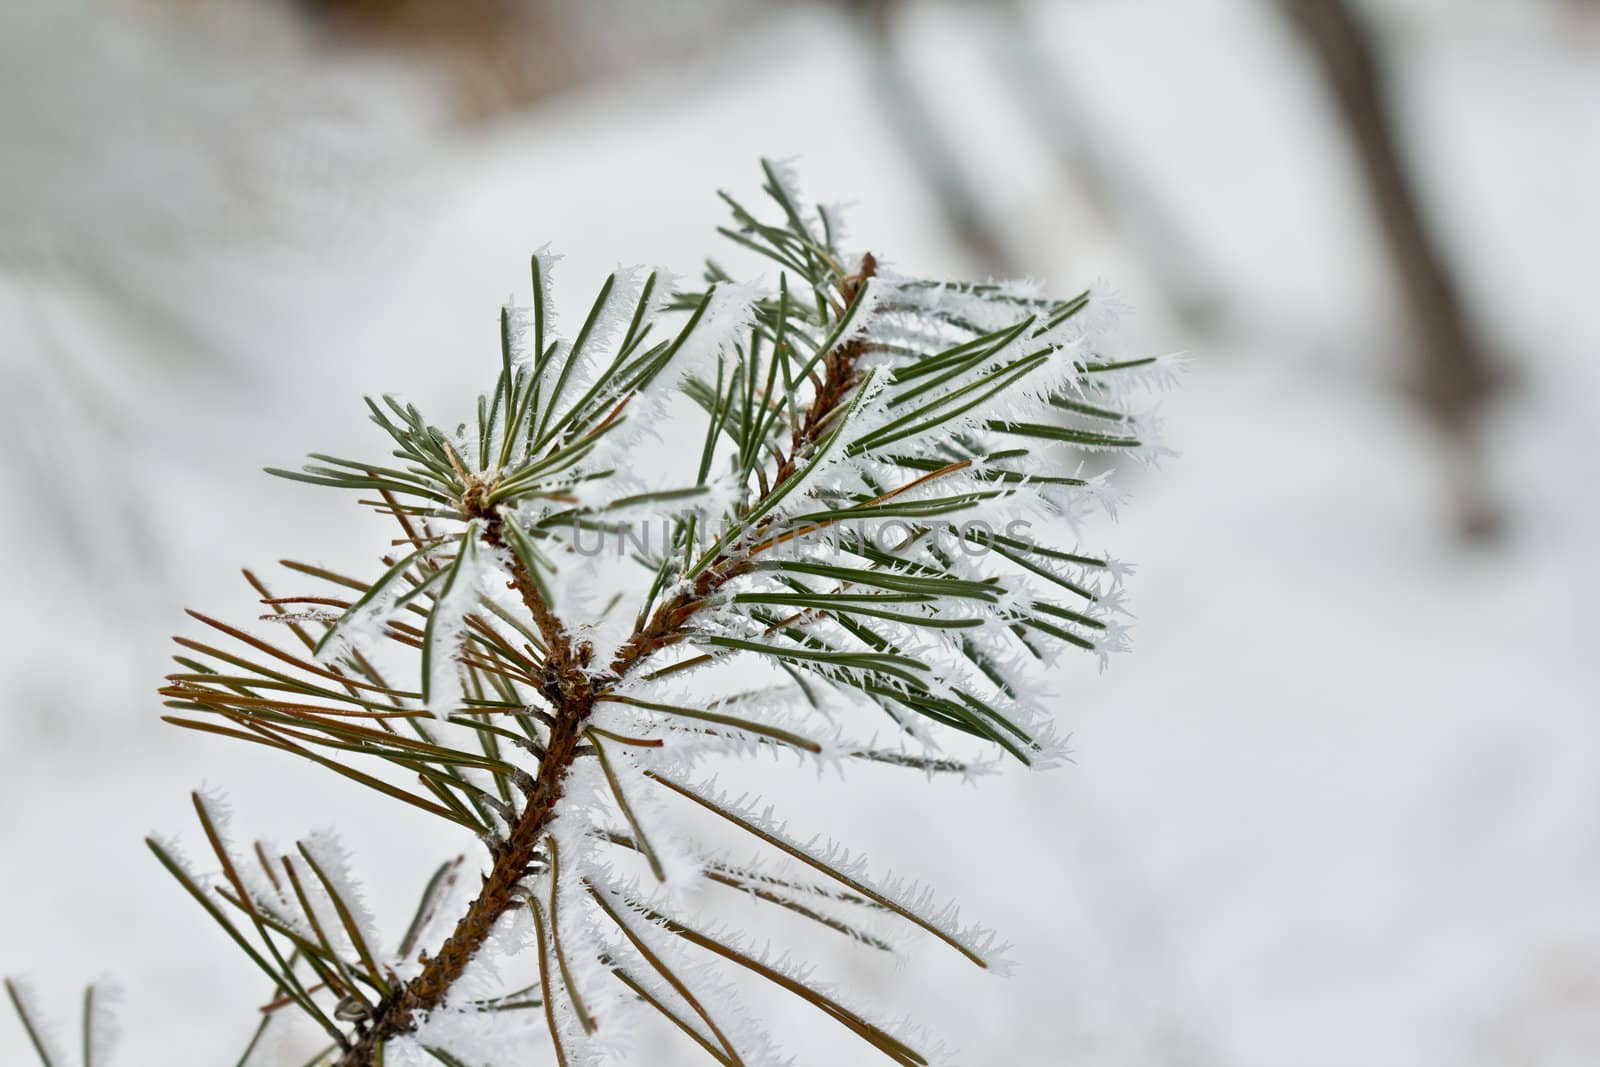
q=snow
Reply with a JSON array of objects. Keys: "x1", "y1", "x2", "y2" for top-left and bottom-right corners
[{"x1": 3, "y1": 0, "x2": 1599, "y2": 1064}]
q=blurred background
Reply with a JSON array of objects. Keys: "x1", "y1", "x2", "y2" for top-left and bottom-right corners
[{"x1": 2, "y1": 0, "x2": 1597, "y2": 1062}]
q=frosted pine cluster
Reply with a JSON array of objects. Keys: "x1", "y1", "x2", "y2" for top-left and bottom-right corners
[{"x1": 8, "y1": 162, "x2": 1178, "y2": 1067}]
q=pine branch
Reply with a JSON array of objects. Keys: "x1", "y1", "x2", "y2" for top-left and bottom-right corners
[
  {"x1": 334, "y1": 248, "x2": 887, "y2": 1063},
  {"x1": 31, "y1": 160, "x2": 1182, "y2": 1066}
]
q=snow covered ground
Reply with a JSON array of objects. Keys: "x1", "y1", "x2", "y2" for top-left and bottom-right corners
[{"x1": 2, "y1": 1, "x2": 1597, "y2": 1063}]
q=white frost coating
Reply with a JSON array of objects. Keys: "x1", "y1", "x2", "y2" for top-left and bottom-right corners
[
  {"x1": 1133, "y1": 350, "x2": 1193, "y2": 391},
  {"x1": 394, "y1": 803, "x2": 622, "y2": 1067},
  {"x1": 2, "y1": 979, "x2": 122, "y2": 1067},
  {"x1": 647, "y1": 772, "x2": 1015, "y2": 973},
  {"x1": 392, "y1": 911, "x2": 546, "y2": 1066},
  {"x1": 608, "y1": 877, "x2": 954, "y2": 1064},
  {"x1": 186, "y1": 791, "x2": 384, "y2": 970},
  {"x1": 390, "y1": 988, "x2": 558, "y2": 1067},
  {"x1": 388, "y1": 858, "x2": 475, "y2": 983},
  {"x1": 591, "y1": 878, "x2": 796, "y2": 1067},
  {"x1": 568, "y1": 470, "x2": 740, "y2": 529},
  {"x1": 236, "y1": 1010, "x2": 292, "y2": 1067},
  {"x1": 596, "y1": 677, "x2": 832, "y2": 733},
  {"x1": 193, "y1": 781, "x2": 235, "y2": 839},
  {"x1": 1070, "y1": 281, "x2": 1129, "y2": 344},
  {"x1": 538, "y1": 265, "x2": 649, "y2": 431},
  {"x1": 592, "y1": 741, "x2": 705, "y2": 889},
  {"x1": 187, "y1": 788, "x2": 294, "y2": 927},
  {"x1": 817, "y1": 201, "x2": 851, "y2": 245},
  {"x1": 299, "y1": 831, "x2": 385, "y2": 964},
  {"x1": 764, "y1": 156, "x2": 822, "y2": 240},
  {"x1": 501, "y1": 301, "x2": 537, "y2": 368},
  {"x1": 398, "y1": 907, "x2": 614, "y2": 1067},
  {"x1": 520, "y1": 244, "x2": 565, "y2": 364},
  {"x1": 832, "y1": 274, "x2": 886, "y2": 342},
  {"x1": 4, "y1": 977, "x2": 71, "y2": 1067},
  {"x1": 387, "y1": 1018, "x2": 550, "y2": 1067},
  {"x1": 540, "y1": 766, "x2": 642, "y2": 1010},
  {"x1": 424, "y1": 539, "x2": 496, "y2": 718},
  {"x1": 644, "y1": 266, "x2": 684, "y2": 320},
  {"x1": 585, "y1": 265, "x2": 649, "y2": 355},
  {"x1": 313, "y1": 545, "x2": 447, "y2": 666},
  {"x1": 871, "y1": 275, "x2": 1046, "y2": 337},
  {"x1": 588, "y1": 691, "x2": 839, "y2": 772},
  {"x1": 657, "y1": 281, "x2": 761, "y2": 394},
  {"x1": 444, "y1": 906, "x2": 530, "y2": 1007},
  {"x1": 498, "y1": 252, "x2": 566, "y2": 393},
  {"x1": 856, "y1": 346, "x2": 1091, "y2": 468},
  {"x1": 749, "y1": 366, "x2": 889, "y2": 531},
  {"x1": 86, "y1": 978, "x2": 122, "y2": 1067},
  {"x1": 673, "y1": 539, "x2": 1081, "y2": 754},
  {"x1": 570, "y1": 280, "x2": 760, "y2": 487}
]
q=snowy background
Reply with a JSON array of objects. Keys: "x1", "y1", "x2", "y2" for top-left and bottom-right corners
[{"x1": 2, "y1": 0, "x2": 1598, "y2": 1063}]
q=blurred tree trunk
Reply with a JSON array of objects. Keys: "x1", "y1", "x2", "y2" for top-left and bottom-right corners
[
  {"x1": 283, "y1": 0, "x2": 758, "y2": 121},
  {"x1": 986, "y1": 0, "x2": 1222, "y2": 329},
  {"x1": 848, "y1": 0, "x2": 1018, "y2": 275},
  {"x1": 286, "y1": 0, "x2": 581, "y2": 119},
  {"x1": 1282, "y1": 0, "x2": 1505, "y2": 538},
  {"x1": 847, "y1": 0, "x2": 1221, "y2": 327}
]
